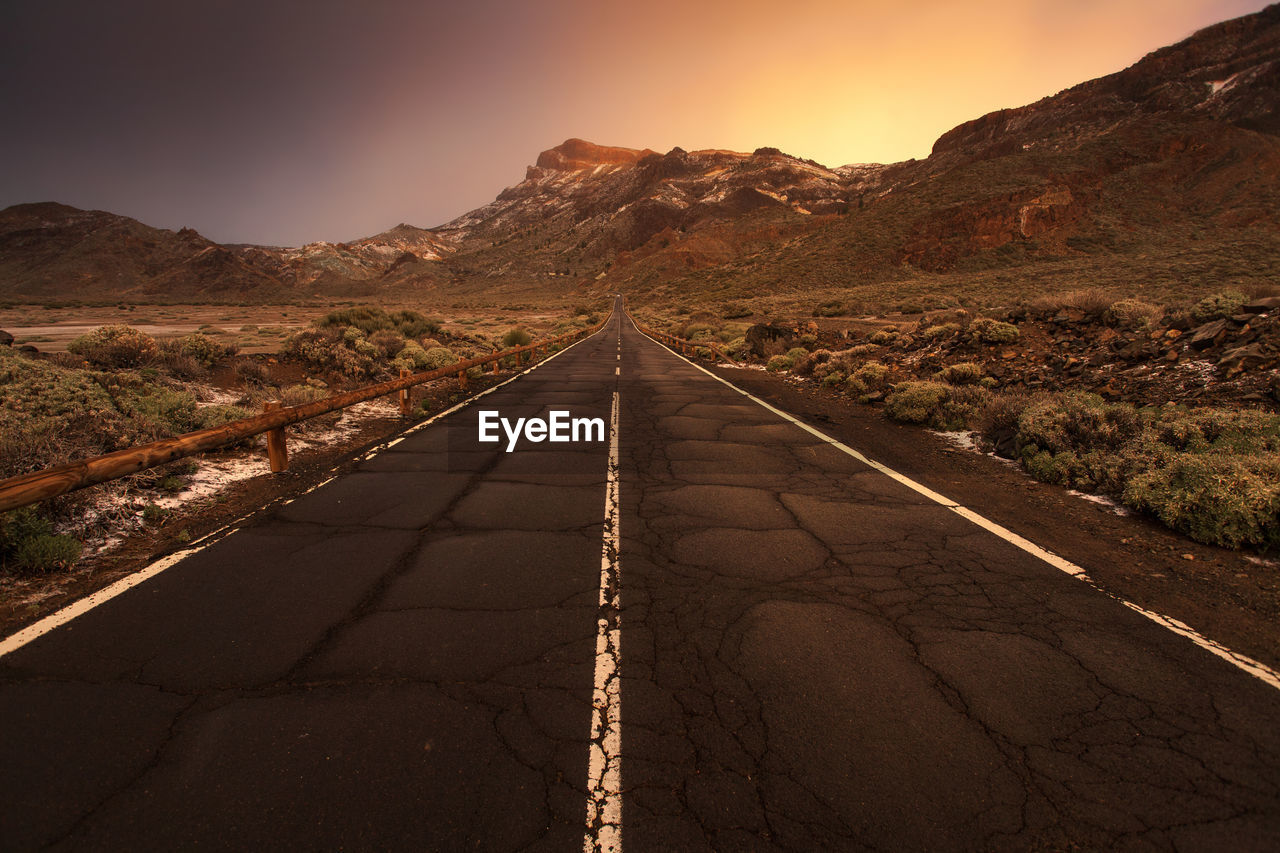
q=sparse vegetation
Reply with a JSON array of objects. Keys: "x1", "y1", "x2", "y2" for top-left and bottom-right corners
[
  {"x1": 990, "y1": 394, "x2": 1280, "y2": 548},
  {"x1": 67, "y1": 325, "x2": 158, "y2": 368},
  {"x1": 0, "y1": 507, "x2": 81, "y2": 575},
  {"x1": 1190, "y1": 290, "x2": 1248, "y2": 323},
  {"x1": 935, "y1": 362, "x2": 983, "y2": 385},
  {"x1": 317, "y1": 306, "x2": 441, "y2": 339},
  {"x1": 969, "y1": 318, "x2": 1019, "y2": 344},
  {"x1": 502, "y1": 328, "x2": 533, "y2": 347}
]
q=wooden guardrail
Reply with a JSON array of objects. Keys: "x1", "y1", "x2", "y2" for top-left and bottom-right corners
[
  {"x1": 637, "y1": 323, "x2": 735, "y2": 364},
  {"x1": 0, "y1": 321, "x2": 604, "y2": 514}
]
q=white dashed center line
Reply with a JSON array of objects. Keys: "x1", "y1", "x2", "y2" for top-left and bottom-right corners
[{"x1": 585, "y1": 391, "x2": 622, "y2": 852}]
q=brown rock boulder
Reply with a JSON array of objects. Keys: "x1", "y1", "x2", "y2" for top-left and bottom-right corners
[{"x1": 745, "y1": 323, "x2": 796, "y2": 357}]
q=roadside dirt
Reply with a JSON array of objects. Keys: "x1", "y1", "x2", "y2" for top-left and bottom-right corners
[{"x1": 714, "y1": 364, "x2": 1280, "y2": 673}]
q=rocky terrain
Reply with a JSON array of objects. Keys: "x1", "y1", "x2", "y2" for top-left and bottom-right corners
[{"x1": 732, "y1": 293, "x2": 1280, "y2": 411}]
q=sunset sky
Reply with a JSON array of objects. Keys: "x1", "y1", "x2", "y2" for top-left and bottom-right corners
[{"x1": 0, "y1": 0, "x2": 1271, "y2": 246}]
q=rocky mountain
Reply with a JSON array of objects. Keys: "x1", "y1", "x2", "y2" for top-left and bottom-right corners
[
  {"x1": 0, "y1": 202, "x2": 284, "y2": 299},
  {"x1": 1, "y1": 4, "x2": 1277, "y2": 304}
]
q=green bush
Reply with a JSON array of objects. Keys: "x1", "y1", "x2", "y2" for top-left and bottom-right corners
[
  {"x1": 936, "y1": 362, "x2": 984, "y2": 385},
  {"x1": 68, "y1": 325, "x2": 158, "y2": 368},
  {"x1": 1190, "y1": 291, "x2": 1247, "y2": 324},
  {"x1": 284, "y1": 328, "x2": 377, "y2": 379},
  {"x1": 921, "y1": 323, "x2": 960, "y2": 342},
  {"x1": 0, "y1": 508, "x2": 81, "y2": 575},
  {"x1": 1017, "y1": 393, "x2": 1142, "y2": 458},
  {"x1": 795, "y1": 349, "x2": 832, "y2": 377},
  {"x1": 1105, "y1": 299, "x2": 1163, "y2": 329},
  {"x1": 853, "y1": 362, "x2": 888, "y2": 389},
  {"x1": 969, "y1": 318, "x2": 1019, "y2": 344},
  {"x1": 369, "y1": 329, "x2": 407, "y2": 358},
  {"x1": 869, "y1": 328, "x2": 899, "y2": 345},
  {"x1": 424, "y1": 346, "x2": 458, "y2": 370},
  {"x1": 766, "y1": 354, "x2": 793, "y2": 372},
  {"x1": 174, "y1": 332, "x2": 233, "y2": 367},
  {"x1": 821, "y1": 371, "x2": 845, "y2": 387},
  {"x1": 786, "y1": 347, "x2": 809, "y2": 361},
  {"x1": 1124, "y1": 454, "x2": 1280, "y2": 548},
  {"x1": 502, "y1": 328, "x2": 533, "y2": 348},
  {"x1": 885, "y1": 381, "x2": 950, "y2": 425},
  {"x1": 318, "y1": 306, "x2": 440, "y2": 338}
]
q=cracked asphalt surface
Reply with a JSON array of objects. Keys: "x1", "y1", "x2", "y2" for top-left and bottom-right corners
[{"x1": 2, "y1": 299, "x2": 1280, "y2": 850}]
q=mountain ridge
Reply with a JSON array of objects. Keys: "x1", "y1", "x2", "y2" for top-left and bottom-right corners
[{"x1": 2, "y1": 3, "x2": 1277, "y2": 303}]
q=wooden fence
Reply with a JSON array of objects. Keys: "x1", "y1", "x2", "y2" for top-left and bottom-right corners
[{"x1": 0, "y1": 322, "x2": 603, "y2": 513}]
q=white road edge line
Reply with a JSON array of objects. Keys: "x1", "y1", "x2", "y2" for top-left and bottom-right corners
[
  {"x1": 585, "y1": 390, "x2": 623, "y2": 853},
  {"x1": 630, "y1": 315, "x2": 1280, "y2": 694},
  {"x1": 0, "y1": 322, "x2": 611, "y2": 660}
]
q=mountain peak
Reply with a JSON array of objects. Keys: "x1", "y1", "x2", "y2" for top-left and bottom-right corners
[{"x1": 534, "y1": 138, "x2": 658, "y2": 171}]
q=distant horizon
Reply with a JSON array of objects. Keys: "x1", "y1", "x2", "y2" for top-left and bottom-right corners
[{"x1": 1, "y1": 0, "x2": 1271, "y2": 246}]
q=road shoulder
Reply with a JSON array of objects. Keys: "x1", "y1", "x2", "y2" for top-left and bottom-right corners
[{"x1": 711, "y1": 364, "x2": 1280, "y2": 672}]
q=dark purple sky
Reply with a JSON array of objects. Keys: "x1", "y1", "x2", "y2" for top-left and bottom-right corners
[{"x1": 1, "y1": 0, "x2": 1269, "y2": 246}]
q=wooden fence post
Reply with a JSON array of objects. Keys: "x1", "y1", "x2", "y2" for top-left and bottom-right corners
[
  {"x1": 398, "y1": 369, "x2": 412, "y2": 416},
  {"x1": 263, "y1": 401, "x2": 288, "y2": 473},
  {"x1": 492, "y1": 359, "x2": 500, "y2": 375},
  {"x1": 457, "y1": 366, "x2": 468, "y2": 390}
]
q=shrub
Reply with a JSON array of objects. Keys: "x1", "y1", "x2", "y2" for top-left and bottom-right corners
[
  {"x1": 1017, "y1": 393, "x2": 1142, "y2": 458},
  {"x1": 318, "y1": 306, "x2": 440, "y2": 338},
  {"x1": 813, "y1": 300, "x2": 846, "y2": 317},
  {"x1": 0, "y1": 508, "x2": 81, "y2": 575},
  {"x1": 936, "y1": 362, "x2": 984, "y2": 385},
  {"x1": 67, "y1": 325, "x2": 158, "y2": 368},
  {"x1": 235, "y1": 359, "x2": 271, "y2": 387},
  {"x1": 969, "y1": 318, "x2": 1019, "y2": 344},
  {"x1": 392, "y1": 341, "x2": 430, "y2": 372},
  {"x1": 785, "y1": 347, "x2": 809, "y2": 361},
  {"x1": 682, "y1": 322, "x2": 716, "y2": 340},
  {"x1": 1190, "y1": 290, "x2": 1247, "y2": 324},
  {"x1": 921, "y1": 323, "x2": 960, "y2": 342},
  {"x1": 721, "y1": 302, "x2": 751, "y2": 319},
  {"x1": 1031, "y1": 288, "x2": 1113, "y2": 317},
  {"x1": 794, "y1": 349, "x2": 832, "y2": 377},
  {"x1": 847, "y1": 343, "x2": 879, "y2": 357},
  {"x1": 975, "y1": 393, "x2": 1032, "y2": 456},
  {"x1": 766, "y1": 354, "x2": 793, "y2": 372},
  {"x1": 1123, "y1": 454, "x2": 1280, "y2": 548},
  {"x1": 173, "y1": 332, "x2": 233, "y2": 367},
  {"x1": 424, "y1": 346, "x2": 458, "y2": 370},
  {"x1": 853, "y1": 362, "x2": 888, "y2": 389},
  {"x1": 869, "y1": 328, "x2": 899, "y2": 345},
  {"x1": 502, "y1": 328, "x2": 533, "y2": 348},
  {"x1": 1105, "y1": 299, "x2": 1163, "y2": 329},
  {"x1": 369, "y1": 329, "x2": 407, "y2": 358},
  {"x1": 885, "y1": 381, "x2": 950, "y2": 425},
  {"x1": 154, "y1": 349, "x2": 205, "y2": 379},
  {"x1": 821, "y1": 371, "x2": 845, "y2": 387},
  {"x1": 284, "y1": 327, "x2": 377, "y2": 379}
]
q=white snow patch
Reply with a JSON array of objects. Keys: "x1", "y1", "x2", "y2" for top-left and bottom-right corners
[
  {"x1": 74, "y1": 396, "x2": 402, "y2": 558},
  {"x1": 1067, "y1": 489, "x2": 1132, "y2": 516},
  {"x1": 929, "y1": 429, "x2": 980, "y2": 452}
]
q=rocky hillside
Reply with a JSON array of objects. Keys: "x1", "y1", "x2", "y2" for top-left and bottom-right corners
[
  {"x1": 0, "y1": 203, "x2": 284, "y2": 300},
  {"x1": 1, "y1": 4, "x2": 1277, "y2": 304}
]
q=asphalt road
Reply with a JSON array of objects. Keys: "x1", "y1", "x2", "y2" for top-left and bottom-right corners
[{"x1": 2, "y1": 299, "x2": 1279, "y2": 851}]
